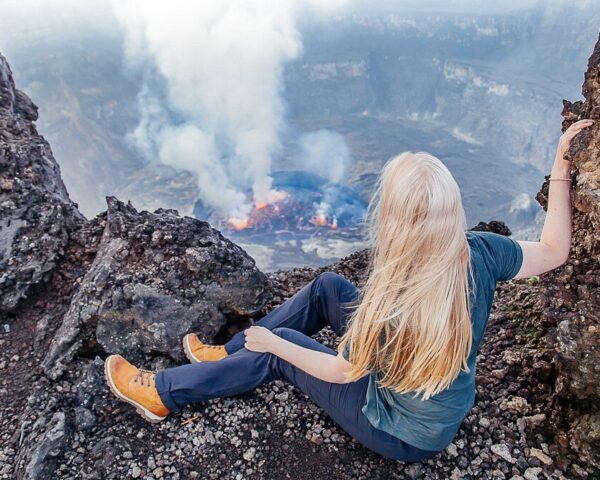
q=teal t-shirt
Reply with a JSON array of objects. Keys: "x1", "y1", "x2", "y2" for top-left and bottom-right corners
[{"x1": 342, "y1": 230, "x2": 524, "y2": 452}]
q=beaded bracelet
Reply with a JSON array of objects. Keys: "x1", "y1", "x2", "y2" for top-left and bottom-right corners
[{"x1": 548, "y1": 177, "x2": 571, "y2": 181}]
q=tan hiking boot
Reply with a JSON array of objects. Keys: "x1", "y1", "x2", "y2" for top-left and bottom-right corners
[
  {"x1": 104, "y1": 354, "x2": 170, "y2": 423},
  {"x1": 182, "y1": 333, "x2": 228, "y2": 363}
]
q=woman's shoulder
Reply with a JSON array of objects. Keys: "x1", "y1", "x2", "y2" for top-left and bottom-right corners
[
  {"x1": 465, "y1": 230, "x2": 483, "y2": 260},
  {"x1": 466, "y1": 229, "x2": 512, "y2": 254},
  {"x1": 466, "y1": 230, "x2": 523, "y2": 283},
  {"x1": 465, "y1": 229, "x2": 489, "y2": 243}
]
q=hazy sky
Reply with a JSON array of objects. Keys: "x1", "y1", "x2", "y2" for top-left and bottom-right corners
[
  {"x1": 0, "y1": 0, "x2": 596, "y2": 225},
  {"x1": 0, "y1": 0, "x2": 591, "y2": 40},
  {"x1": 1, "y1": 0, "x2": 593, "y2": 56}
]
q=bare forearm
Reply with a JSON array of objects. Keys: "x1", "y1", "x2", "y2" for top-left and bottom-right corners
[
  {"x1": 514, "y1": 119, "x2": 592, "y2": 278},
  {"x1": 539, "y1": 150, "x2": 573, "y2": 261},
  {"x1": 270, "y1": 337, "x2": 347, "y2": 383}
]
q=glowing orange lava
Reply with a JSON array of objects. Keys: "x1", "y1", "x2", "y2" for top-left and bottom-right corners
[
  {"x1": 231, "y1": 219, "x2": 251, "y2": 230},
  {"x1": 226, "y1": 190, "x2": 289, "y2": 230},
  {"x1": 309, "y1": 212, "x2": 338, "y2": 229},
  {"x1": 272, "y1": 190, "x2": 289, "y2": 202},
  {"x1": 312, "y1": 214, "x2": 328, "y2": 226},
  {"x1": 254, "y1": 190, "x2": 288, "y2": 211}
]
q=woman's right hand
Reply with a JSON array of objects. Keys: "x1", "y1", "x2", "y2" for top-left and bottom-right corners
[
  {"x1": 243, "y1": 325, "x2": 280, "y2": 353},
  {"x1": 557, "y1": 119, "x2": 594, "y2": 158}
]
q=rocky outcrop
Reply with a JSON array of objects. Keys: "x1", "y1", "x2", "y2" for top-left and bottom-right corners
[
  {"x1": 14, "y1": 411, "x2": 71, "y2": 480},
  {"x1": 0, "y1": 50, "x2": 271, "y2": 479},
  {"x1": 535, "y1": 32, "x2": 600, "y2": 468},
  {"x1": 0, "y1": 53, "x2": 84, "y2": 311},
  {"x1": 469, "y1": 220, "x2": 512, "y2": 236},
  {"x1": 43, "y1": 196, "x2": 269, "y2": 380},
  {"x1": 1, "y1": 32, "x2": 600, "y2": 479},
  {"x1": 0, "y1": 50, "x2": 269, "y2": 381}
]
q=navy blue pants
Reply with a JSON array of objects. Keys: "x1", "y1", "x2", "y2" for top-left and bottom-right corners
[{"x1": 155, "y1": 271, "x2": 438, "y2": 462}]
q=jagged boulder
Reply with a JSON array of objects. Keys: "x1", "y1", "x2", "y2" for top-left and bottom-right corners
[
  {"x1": 0, "y1": 53, "x2": 84, "y2": 312},
  {"x1": 1, "y1": 49, "x2": 272, "y2": 477},
  {"x1": 14, "y1": 411, "x2": 72, "y2": 480},
  {"x1": 469, "y1": 220, "x2": 512, "y2": 236},
  {"x1": 535, "y1": 33, "x2": 600, "y2": 467},
  {"x1": 42, "y1": 197, "x2": 270, "y2": 380}
]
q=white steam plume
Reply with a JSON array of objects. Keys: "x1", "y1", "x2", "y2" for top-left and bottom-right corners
[
  {"x1": 298, "y1": 129, "x2": 352, "y2": 224},
  {"x1": 299, "y1": 129, "x2": 351, "y2": 183},
  {"x1": 114, "y1": 0, "x2": 350, "y2": 224}
]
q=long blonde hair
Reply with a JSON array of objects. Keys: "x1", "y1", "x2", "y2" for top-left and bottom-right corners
[{"x1": 337, "y1": 151, "x2": 475, "y2": 400}]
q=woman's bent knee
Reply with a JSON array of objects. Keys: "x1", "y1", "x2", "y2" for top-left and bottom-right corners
[
  {"x1": 270, "y1": 327, "x2": 335, "y2": 355},
  {"x1": 271, "y1": 326, "x2": 314, "y2": 347},
  {"x1": 316, "y1": 271, "x2": 360, "y2": 313},
  {"x1": 317, "y1": 271, "x2": 344, "y2": 288},
  {"x1": 271, "y1": 327, "x2": 320, "y2": 347},
  {"x1": 271, "y1": 326, "x2": 298, "y2": 339}
]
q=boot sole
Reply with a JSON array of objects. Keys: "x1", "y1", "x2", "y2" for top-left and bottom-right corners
[
  {"x1": 182, "y1": 334, "x2": 202, "y2": 364},
  {"x1": 104, "y1": 355, "x2": 167, "y2": 424}
]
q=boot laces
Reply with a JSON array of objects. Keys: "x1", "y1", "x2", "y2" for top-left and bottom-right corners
[{"x1": 133, "y1": 368, "x2": 156, "y2": 387}]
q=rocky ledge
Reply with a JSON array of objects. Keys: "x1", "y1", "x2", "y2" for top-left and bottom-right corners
[{"x1": 0, "y1": 32, "x2": 599, "y2": 480}]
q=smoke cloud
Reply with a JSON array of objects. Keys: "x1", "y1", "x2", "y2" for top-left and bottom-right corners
[
  {"x1": 298, "y1": 129, "x2": 352, "y2": 225},
  {"x1": 299, "y1": 129, "x2": 351, "y2": 183},
  {"x1": 114, "y1": 0, "x2": 350, "y2": 224}
]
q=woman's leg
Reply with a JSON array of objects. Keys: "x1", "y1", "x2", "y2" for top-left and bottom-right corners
[
  {"x1": 155, "y1": 327, "x2": 438, "y2": 462},
  {"x1": 224, "y1": 272, "x2": 360, "y2": 354}
]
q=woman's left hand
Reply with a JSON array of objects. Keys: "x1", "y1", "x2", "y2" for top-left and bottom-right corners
[
  {"x1": 243, "y1": 325, "x2": 279, "y2": 353},
  {"x1": 557, "y1": 118, "x2": 594, "y2": 157}
]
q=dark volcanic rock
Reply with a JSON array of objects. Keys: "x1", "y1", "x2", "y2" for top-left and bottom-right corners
[
  {"x1": 43, "y1": 196, "x2": 269, "y2": 380},
  {"x1": 1, "y1": 50, "x2": 271, "y2": 479},
  {"x1": 14, "y1": 411, "x2": 72, "y2": 480},
  {"x1": 2, "y1": 35, "x2": 600, "y2": 478},
  {"x1": 469, "y1": 220, "x2": 512, "y2": 236},
  {"x1": 569, "y1": 414, "x2": 600, "y2": 470},
  {"x1": 0, "y1": 53, "x2": 84, "y2": 312},
  {"x1": 535, "y1": 33, "x2": 600, "y2": 468}
]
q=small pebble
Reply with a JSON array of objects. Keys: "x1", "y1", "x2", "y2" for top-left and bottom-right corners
[{"x1": 491, "y1": 444, "x2": 515, "y2": 463}]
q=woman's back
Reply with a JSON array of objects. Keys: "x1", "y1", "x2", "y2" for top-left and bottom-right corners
[{"x1": 344, "y1": 229, "x2": 524, "y2": 452}]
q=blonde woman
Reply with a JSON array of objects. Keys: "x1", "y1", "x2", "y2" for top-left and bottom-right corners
[{"x1": 104, "y1": 119, "x2": 593, "y2": 461}]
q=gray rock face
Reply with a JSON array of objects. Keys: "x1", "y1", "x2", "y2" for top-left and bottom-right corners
[
  {"x1": 535, "y1": 32, "x2": 600, "y2": 468},
  {"x1": 14, "y1": 411, "x2": 71, "y2": 480},
  {"x1": 469, "y1": 220, "x2": 512, "y2": 236},
  {"x1": 1, "y1": 49, "x2": 271, "y2": 477},
  {"x1": 569, "y1": 414, "x2": 600, "y2": 469},
  {"x1": 43, "y1": 196, "x2": 269, "y2": 379},
  {"x1": 3, "y1": 33, "x2": 600, "y2": 477},
  {"x1": 0, "y1": 53, "x2": 84, "y2": 312}
]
